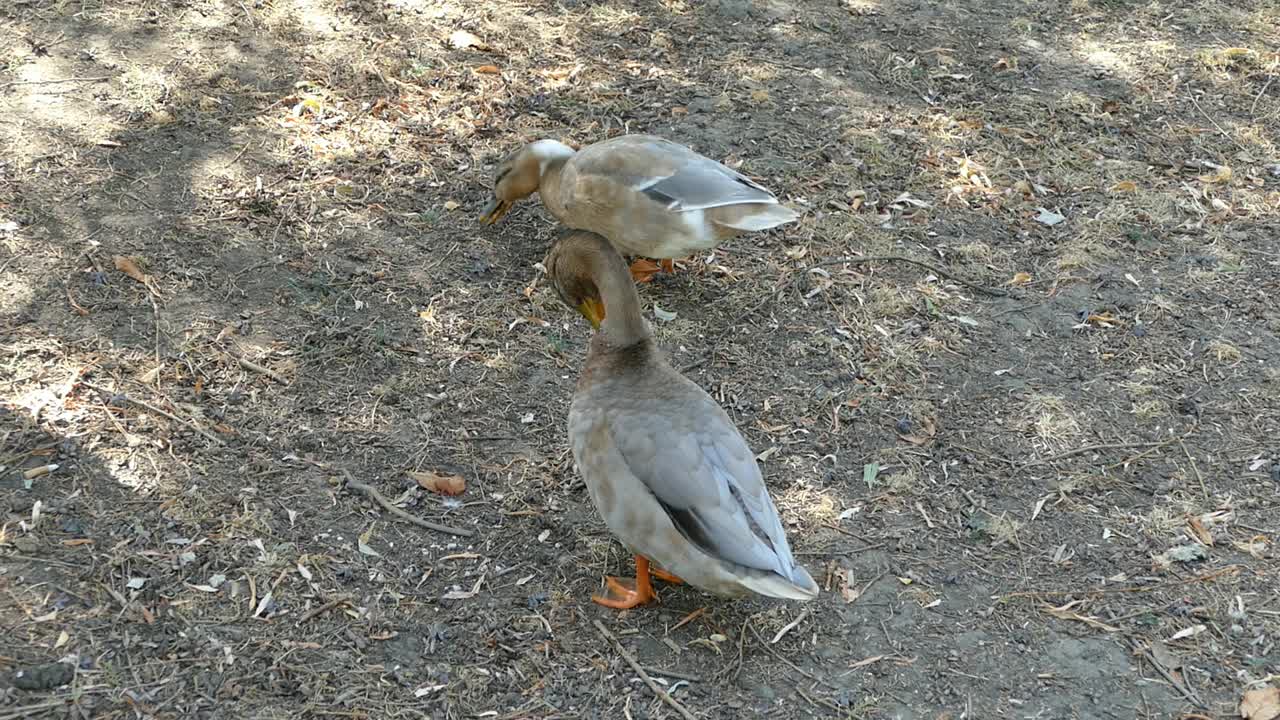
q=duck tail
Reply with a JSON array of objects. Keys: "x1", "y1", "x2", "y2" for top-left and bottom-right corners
[
  {"x1": 714, "y1": 202, "x2": 799, "y2": 232},
  {"x1": 739, "y1": 565, "x2": 820, "y2": 601}
]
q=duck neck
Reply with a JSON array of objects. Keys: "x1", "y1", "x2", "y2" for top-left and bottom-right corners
[
  {"x1": 538, "y1": 155, "x2": 571, "y2": 220},
  {"x1": 592, "y1": 254, "x2": 650, "y2": 348}
]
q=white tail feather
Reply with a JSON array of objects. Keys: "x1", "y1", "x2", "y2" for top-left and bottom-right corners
[
  {"x1": 716, "y1": 203, "x2": 799, "y2": 232},
  {"x1": 738, "y1": 566, "x2": 819, "y2": 601}
]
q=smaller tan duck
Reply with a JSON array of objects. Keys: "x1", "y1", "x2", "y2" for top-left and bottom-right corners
[
  {"x1": 546, "y1": 230, "x2": 819, "y2": 608},
  {"x1": 482, "y1": 135, "x2": 799, "y2": 282}
]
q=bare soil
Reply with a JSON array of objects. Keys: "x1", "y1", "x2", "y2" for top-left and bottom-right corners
[{"x1": 2, "y1": 0, "x2": 1278, "y2": 718}]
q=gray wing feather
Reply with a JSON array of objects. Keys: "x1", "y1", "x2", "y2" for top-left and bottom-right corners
[
  {"x1": 577, "y1": 135, "x2": 781, "y2": 212},
  {"x1": 607, "y1": 382, "x2": 798, "y2": 575},
  {"x1": 638, "y1": 160, "x2": 780, "y2": 212}
]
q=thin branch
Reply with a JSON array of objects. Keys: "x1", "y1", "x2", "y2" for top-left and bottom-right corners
[
  {"x1": 594, "y1": 620, "x2": 697, "y2": 720},
  {"x1": 1188, "y1": 92, "x2": 1249, "y2": 153},
  {"x1": 1023, "y1": 437, "x2": 1179, "y2": 467},
  {"x1": 342, "y1": 470, "x2": 474, "y2": 537},
  {"x1": 808, "y1": 255, "x2": 1009, "y2": 297},
  {"x1": 79, "y1": 381, "x2": 226, "y2": 446},
  {"x1": 0, "y1": 76, "x2": 112, "y2": 89}
]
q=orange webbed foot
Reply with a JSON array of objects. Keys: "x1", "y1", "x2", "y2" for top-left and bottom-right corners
[
  {"x1": 592, "y1": 575, "x2": 659, "y2": 609},
  {"x1": 628, "y1": 258, "x2": 663, "y2": 284}
]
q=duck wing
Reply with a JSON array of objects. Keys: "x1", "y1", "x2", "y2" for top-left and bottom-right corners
[
  {"x1": 605, "y1": 379, "x2": 804, "y2": 581},
  {"x1": 572, "y1": 135, "x2": 783, "y2": 212}
]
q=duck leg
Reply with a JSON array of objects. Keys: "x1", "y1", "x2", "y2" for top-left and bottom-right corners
[
  {"x1": 592, "y1": 555, "x2": 661, "y2": 609},
  {"x1": 649, "y1": 564, "x2": 685, "y2": 585}
]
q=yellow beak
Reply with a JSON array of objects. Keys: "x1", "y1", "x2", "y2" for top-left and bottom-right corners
[
  {"x1": 479, "y1": 197, "x2": 512, "y2": 225},
  {"x1": 578, "y1": 298, "x2": 605, "y2": 329}
]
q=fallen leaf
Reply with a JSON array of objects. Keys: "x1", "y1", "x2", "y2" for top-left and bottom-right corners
[
  {"x1": 357, "y1": 523, "x2": 382, "y2": 557},
  {"x1": 862, "y1": 462, "x2": 881, "y2": 488},
  {"x1": 126, "y1": 577, "x2": 148, "y2": 590},
  {"x1": 1187, "y1": 516, "x2": 1213, "y2": 546},
  {"x1": 670, "y1": 105, "x2": 688, "y2": 116},
  {"x1": 54, "y1": 630, "x2": 70, "y2": 649},
  {"x1": 443, "y1": 200, "x2": 460, "y2": 211},
  {"x1": 1198, "y1": 165, "x2": 1233, "y2": 184},
  {"x1": 409, "y1": 470, "x2": 466, "y2": 496},
  {"x1": 1008, "y1": 271, "x2": 1033, "y2": 285},
  {"x1": 1084, "y1": 311, "x2": 1122, "y2": 328},
  {"x1": 750, "y1": 89, "x2": 771, "y2": 104},
  {"x1": 1033, "y1": 207, "x2": 1066, "y2": 226},
  {"x1": 253, "y1": 591, "x2": 274, "y2": 618},
  {"x1": 448, "y1": 30, "x2": 489, "y2": 50},
  {"x1": 652, "y1": 304, "x2": 678, "y2": 322},
  {"x1": 1110, "y1": 180, "x2": 1138, "y2": 193},
  {"x1": 1168, "y1": 624, "x2": 1206, "y2": 641},
  {"x1": 113, "y1": 255, "x2": 149, "y2": 283},
  {"x1": 1241, "y1": 686, "x2": 1280, "y2": 720},
  {"x1": 474, "y1": 65, "x2": 501, "y2": 75},
  {"x1": 1232, "y1": 535, "x2": 1269, "y2": 558}
]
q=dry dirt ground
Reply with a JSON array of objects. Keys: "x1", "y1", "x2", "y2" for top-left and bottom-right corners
[{"x1": 2, "y1": 0, "x2": 1279, "y2": 718}]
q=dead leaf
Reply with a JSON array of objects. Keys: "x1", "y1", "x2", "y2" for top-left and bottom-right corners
[
  {"x1": 1187, "y1": 516, "x2": 1213, "y2": 546},
  {"x1": 1110, "y1": 180, "x2": 1138, "y2": 193},
  {"x1": 1008, "y1": 271, "x2": 1033, "y2": 285},
  {"x1": 838, "y1": 569, "x2": 860, "y2": 603},
  {"x1": 750, "y1": 89, "x2": 771, "y2": 104},
  {"x1": 448, "y1": 30, "x2": 489, "y2": 51},
  {"x1": 993, "y1": 56, "x2": 1018, "y2": 71},
  {"x1": 474, "y1": 65, "x2": 501, "y2": 75},
  {"x1": 670, "y1": 106, "x2": 688, "y2": 116},
  {"x1": 898, "y1": 416, "x2": 937, "y2": 446},
  {"x1": 1168, "y1": 624, "x2": 1206, "y2": 641},
  {"x1": 409, "y1": 470, "x2": 466, "y2": 496},
  {"x1": 1198, "y1": 165, "x2": 1233, "y2": 184},
  {"x1": 1232, "y1": 535, "x2": 1268, "y2": 558},
  {"x1": 1241, "y1": 686, "x2": 1280, "y2": 720},
  {"x1": 1033, "y1": 207, "x2": 1066, "y2": 226},
  {"x1": 113, "y1": 255, "x2": 148, "y2": 283},
  {"x1": 443, "y1": 200, "x2": 460, "y2": 211}
]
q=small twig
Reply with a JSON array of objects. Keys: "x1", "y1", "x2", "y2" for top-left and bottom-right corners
[
  {"x1": 295, "y1": 596, "x2": 353, "y2": 626},
  {"x1": 640, "y1": 666, "x2": 702, "y2": 683},
  {"x1": 1188, "y1": 92, "x2": 1249, "y2": 153},
  {"x1": 1025, "y1": 438, "x2": 1176, "y2": 467},
  {"x1": 747, "y1": 624, "x2": 840, "y2": 690},
  {"x1": 820, "y1": 521, "x2": 887, "y2": 551},
  {"x1": 233, "y1": 355, "x2": 290, "y2": 385},
  {"x1": 0, "y1": 75, "x2": 112, "y2": 89},
  {"x1": 222, "y1": 142, "x2": 253, "y2": 169},
  {"x1": 808, "y1": 254, "x2": 1009, "y2": 297},
  {"x1": 1000, "y1": 565, "x2": 1241, "y2": 600},
  {"x1": 770, "y1": 608, "x2": 809, "y2": 644},
  {"x1": 1179, "y1": 439, "x2": 1208, "y2": 499},
  {"x1": 342, "y1": 470, "x2": 474, "y2": 537},
  {"x1": 1251, "y1": 71, "x2": 1276, "y2": 117},
  {"x1": 593, "y1": 620, "x2": 697, "y2": 720},
  {"x1": 0, "y1": 700, "x2": 67, "y2": 720},
  {"x1": 79, "y1": 381, "x2": 226, "y2": 446},
  {"x1": 1136, "y1": 642, "x2": 1206, "y2": 709}
]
